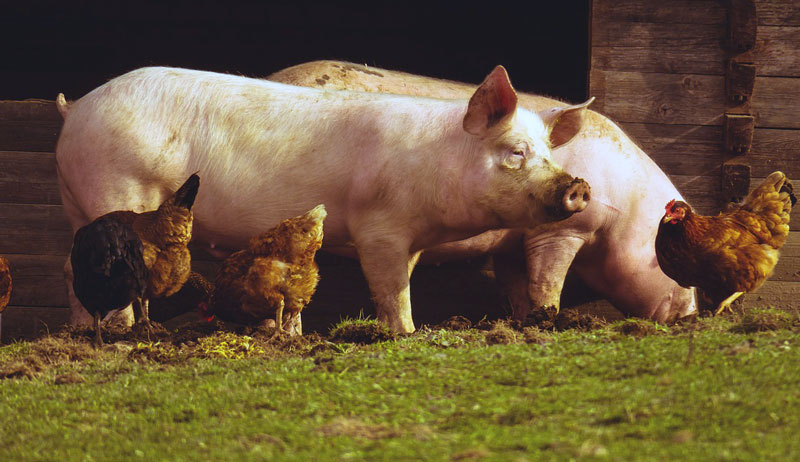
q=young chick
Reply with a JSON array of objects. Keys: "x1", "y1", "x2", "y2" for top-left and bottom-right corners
[
  {"x1": 656, "y1": 171, "x2": 795, "y2": 314},
  {"x1": 102, "y1": 174, "x2": 200, "y2": 323},
  {"x1": 71, "y1": 216, "x2": 148, "y2": 347},
  {"x1": 0, "y1": 257, "x2": 11, "y2": 340},
  {"x1": 210, "y1": 204, "x2": 326, "y2": 334}
]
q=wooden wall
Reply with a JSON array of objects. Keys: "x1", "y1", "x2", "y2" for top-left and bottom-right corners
[{"x1": 590, "y1": 0, "x2": 800, "y2": 309}]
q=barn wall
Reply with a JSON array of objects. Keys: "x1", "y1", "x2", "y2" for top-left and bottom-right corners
[{"x1": 589, "y1": 0, "x2": 800, "y2": 309}]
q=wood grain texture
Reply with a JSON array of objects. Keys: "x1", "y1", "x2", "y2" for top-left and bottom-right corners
[
  {"x1": 0, "y1": 151, "x2": 61, "y2": 204},
  {"x1": 591, "y1": 70, "x2": 800, "y2": 129}
]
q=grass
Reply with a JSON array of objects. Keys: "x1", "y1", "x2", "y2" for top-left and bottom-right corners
[{"x1": 1, "y1": 309, "x2": 799, "y2": 461}]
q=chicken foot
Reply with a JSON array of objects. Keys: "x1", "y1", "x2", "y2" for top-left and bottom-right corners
[{"x1": 715, "y1": 292, "x2": 744, "y2": 315}]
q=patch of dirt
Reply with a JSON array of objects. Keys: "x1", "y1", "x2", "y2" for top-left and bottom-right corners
[
  {"x1": 435, "y1": 316, "x2": 473, "y2": 330},
  {"x1": 521, "y1": 327, "x2": 552, "y2": 345},
  {"x1": 554, "y1": 310, "x2": 607, "y2": 331},
  {"x1": 731, "y1": 309, "x2": 797, "y2": 333},
  {"x1": 484, "y1": 322, "x2": 519, "y2": 345},
  {"x1": 0, "y1": 334, "x2": 100, "y2": 379},
  {"x1": 318, "y1": 417, "x2": 400, "y2": 440},
  {"x1": 616, "y1": 319, "x2": 657, "y2": 338},
  {"x1": 328, "y1": 322, "x2": 396, "y2": 344},
  {"x1": 524, "y1": 308, "x2": 607, "y2": 332}
]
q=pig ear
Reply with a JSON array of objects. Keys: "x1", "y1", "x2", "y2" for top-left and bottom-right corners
[
  {"x1": 463, "y1": 65, "x2": 518, "y2": 136},
  {"x1": 539, "y1": 97, "x2": 595, "y2": 148}
]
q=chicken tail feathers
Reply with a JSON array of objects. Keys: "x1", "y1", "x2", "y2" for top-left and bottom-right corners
[
  {"x1": 780, "y1": 179, "x2": 796, "y2": 207},
  {"x1": 173, "y1": 174, "x2": 200, "y2": 211}
]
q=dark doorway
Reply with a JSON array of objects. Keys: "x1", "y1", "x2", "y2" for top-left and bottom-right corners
[{"x1": 2, "y1": 1, "x2": 590, "y2": 102}]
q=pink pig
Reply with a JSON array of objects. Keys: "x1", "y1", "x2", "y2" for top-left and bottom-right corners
[
  {"x1": 55, "y1": 65, "x2": 592, "y2": 333},
  {"x1": 268, "y1": 61, "x2": 697, "y2": 323}
]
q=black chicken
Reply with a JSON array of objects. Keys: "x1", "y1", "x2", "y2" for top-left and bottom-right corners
[{"x1": 71, "y1": 215, "x2": 149, "y2": 347}]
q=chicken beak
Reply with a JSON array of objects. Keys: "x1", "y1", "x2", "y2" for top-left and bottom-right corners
[{"x1": 662, "y1": 214, "x2": 673, "y2": 224}]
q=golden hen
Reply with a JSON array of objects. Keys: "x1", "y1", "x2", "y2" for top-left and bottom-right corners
[
  {"x1": 209, "y1": 204, "x2": 326, "y2": 334},
  {"x1": 101, "y1": 174, "x2": 200, "y2": 322},
  {"x1": 656, "y1": 171, "x2": 796, "y2": 314}
]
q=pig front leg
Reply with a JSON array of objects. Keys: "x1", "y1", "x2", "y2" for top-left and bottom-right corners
[
  {"x1": 522, "y1": 231, "x2": 586, "y2": 317},
  {"x1": 354, "y1": 236, "x2": 419, "y2": 333}
]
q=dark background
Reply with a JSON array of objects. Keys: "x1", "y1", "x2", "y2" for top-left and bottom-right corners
[{"x1": 2, "y1": 1, "x2": 590, "y2": 102}]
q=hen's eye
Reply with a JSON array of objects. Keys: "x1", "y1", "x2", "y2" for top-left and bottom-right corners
[{"x1": 512, "y1": 149, "x2": 525, "y2": 158}]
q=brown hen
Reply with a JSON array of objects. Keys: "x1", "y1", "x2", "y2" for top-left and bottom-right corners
[
  {"x1": 0, "y1": 257, "x2": 11, "y2": 340},
  {"x1": 101, "y1": 174, "x2": 199, "y2": 323},
  {"x1": 209, "y1": 204, "x2": 326, "y2": 334},
  {"x1": 655, "y1": 171, "x2": 795, "y2": 314}
]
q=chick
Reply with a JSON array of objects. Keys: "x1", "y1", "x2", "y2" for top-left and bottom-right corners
[
  {"x1": 71, "y1": 216, "x2": 148, "y2": 346},
  {"x1": 210, "y1": 204, "x2": 326, "y2": 334}
]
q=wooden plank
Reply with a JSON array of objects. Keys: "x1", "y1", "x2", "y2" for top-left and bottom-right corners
[
  {"x1": 0, "y1": 120, "x2": 61, "y2": 152},
  {"x1": 0, "y1": 151, "x2": 61, "y2": 205},
  {"x1": 3, "y1": 254, "x2": 69, "y2": 307},
  {"x1": 742, "y1": 280, "x2": 800, "y2": 311},
  {"x1": 591, "y1": 0, "x2": 725, "y2": 25},
  {"x1": 757, "y1": 0, "x2": 800, "y2": 27},
  {"x1": 0, "y1": 100, "x2": 62, "y2": 152},
  {"x1": 1, "y1": 306, "x2": 70, "y2": 343},
  {"x1": 0, "y1": 204, "x2": 73, "y2": 255},
  {"x1": 755, "y1": 26, "x2": 800, "y2": 76},
  {"x1": 619, "y1": 123, "x2": 800, "y2": 179},
  {"x1": 589, "y1": 69, "x2": 726, "y2": 125},
  {"x1": 591, "y1": 71, "x2": 800, "y2": 129},
  {"x1": 751, "y1": 76, "x2": 800, "y2": 128},
  {"x1": 591, "y1": 45, "x2": 725, "y2": 75}
]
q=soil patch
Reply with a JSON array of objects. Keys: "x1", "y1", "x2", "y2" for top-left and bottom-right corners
[
  {"x1": 328, "y1": 321, "x2": 396, "y2": 344},
  {"x1": 616, "y1": 319, "x2": 658, "y2": 338}
]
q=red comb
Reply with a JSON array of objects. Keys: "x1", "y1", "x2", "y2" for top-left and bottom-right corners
[
  {"x1": 665, "y1": 199, "x2": 676, "y2": 210},
  {"x1": 198, "y1": 301, "x2": 215, "y2": 322}
]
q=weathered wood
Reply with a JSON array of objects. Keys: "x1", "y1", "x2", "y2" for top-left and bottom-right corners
[
  {"x1": 0, "y1": 305, "x2": 70, "y2": 343},
  {"x1": 741, "y1": 280, "x2": 800, "y2": 311},
  {"x1": 591, "y1": 0, "x2": 726, "y2": 25},
  {"x1": 0, "y1": 120, "x2": 62, "y2": 152},
  {"x1": 756, "y1": 0, "x2": 800, "y2": 27},
  {"x1": 724, "y1": 114, "x2": 755, "y2": 152},
  {"x1": 728, "y1": 0, "x2": 758, "y2": 53},
  {"x1": 0, "y1": 151, "x2": 61, "y2": 204},
  {"x1": 721, "y1": 162, "x2": 752, "y2": 201},
  {"x1": 0, "y1": 204, "x2": 73, "y2": 255},
  {"x1": 591, "y1": 70, "x2": 800, "y2": 129},
  {"x1": 620, "y1": 123, "x2": 800, "y2": 179},
  {"x1": 755, "y1": 26, "x2": 800, "y2": 76},
  {"x1": 0, "y1": 100, "x2": 62, "y2": 152},
  {"x1": 726, "y1": 61, "x2": 756, "y2": 105},
  {"x1": 591, "y1": 25, "x2": 800, "y2": 77}
]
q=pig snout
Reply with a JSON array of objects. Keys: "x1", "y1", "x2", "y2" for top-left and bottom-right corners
[{"x1": 561, "y1": 178, "x2": 591, "y2": 214}]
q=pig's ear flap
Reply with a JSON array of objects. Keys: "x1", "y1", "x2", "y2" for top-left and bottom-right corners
[
  {"x1": 539, "y1": 97, "x2": 595, "y2": 148},
  {"x1": 463, "y1": 65, "x2": 518, "y2": 136}
]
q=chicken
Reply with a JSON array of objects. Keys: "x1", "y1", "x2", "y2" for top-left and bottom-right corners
[
  {"x1": 209, "y1": 204, "x2": 326, "y2": 334},
  {"x1": 150, "y1": 271, "x2": 214, "y2": 322},
  {"x1": 656, "y1": 171, "x2": 796, "y2": 315},
  {"x1": 101, "y1": 174, "x2": 200, "y2": 323},
  {"x1": 71, "y1": 216, "x2": 148, "y2": 346}
]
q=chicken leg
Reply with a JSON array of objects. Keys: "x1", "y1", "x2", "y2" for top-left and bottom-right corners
[
  {"x1": 715, "y1": 292, "x2": 744, "y2": 315},
  {"x1": 93, "y1": 311, "x2": 104, "y2": 348}
]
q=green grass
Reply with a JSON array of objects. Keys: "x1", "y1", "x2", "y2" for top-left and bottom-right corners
[{"x1": 1, "y1": 312, "x2": 799, "y2": 461}]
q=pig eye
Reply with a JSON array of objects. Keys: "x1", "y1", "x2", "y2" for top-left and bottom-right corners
[{"x1": 502, "y1": 149, "x2": 526, "y2": 170}]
